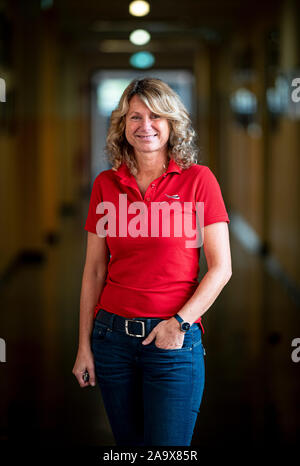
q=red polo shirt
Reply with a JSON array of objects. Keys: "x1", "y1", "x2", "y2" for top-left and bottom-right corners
[{"x1": 84, "y1": 159, "x2": 230, "y2": 330}]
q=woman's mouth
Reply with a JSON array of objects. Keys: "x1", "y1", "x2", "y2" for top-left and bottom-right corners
[{"x1": 136, "y1": 134, "x2": 157, "y2": 141}]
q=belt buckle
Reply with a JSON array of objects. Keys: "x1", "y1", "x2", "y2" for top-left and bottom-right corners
[{"x1": 125, "y1": 319, "x2": 145, "y2": 337}]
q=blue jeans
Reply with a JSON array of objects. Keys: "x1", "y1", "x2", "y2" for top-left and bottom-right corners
[{"x1": 91, "y1": 310, "x2": 205, "y2": 446}]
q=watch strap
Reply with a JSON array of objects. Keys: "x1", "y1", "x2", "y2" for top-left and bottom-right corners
[
  {"x1": 173, "y1": 314, "x2": 190, "y2": 332},
  {"x1": 174, "y1": 314, "x2": 184, "y2": 323}
]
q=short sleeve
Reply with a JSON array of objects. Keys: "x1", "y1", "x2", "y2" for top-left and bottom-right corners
[
  {"x1": 84, "y1": 174, "x2": 103, "y2": 234},
  {"x1": 195, "y1": 166, "x2": 230, "y2": 227}
]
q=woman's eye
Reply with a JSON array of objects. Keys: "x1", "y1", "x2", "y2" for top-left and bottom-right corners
[{"x1": 129, "y1": 114, "x2": 159, "y2": 120}]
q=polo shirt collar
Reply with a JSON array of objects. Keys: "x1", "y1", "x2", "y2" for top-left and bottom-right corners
[{"x1": 114, "y1": 157, "x2": 182, "y2": 183}]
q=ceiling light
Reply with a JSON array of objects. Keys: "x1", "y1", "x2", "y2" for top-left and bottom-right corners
[
  {"x1": 129, "y1": 29, "x2": 151, "y2": 46},
  {"x1": 130, "y1": 51, "x2": 155, "y2": 69},
  {"x1": 41, "y1": 0, "x2": 53, "y2": 9},
  {"x1": 129, "y1": 1, "x2": 150, "y2": 17}
]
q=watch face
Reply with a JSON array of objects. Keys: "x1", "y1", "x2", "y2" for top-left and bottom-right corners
[{"x1": 182, "y1": 322, "x2": 190, "y2": 331}]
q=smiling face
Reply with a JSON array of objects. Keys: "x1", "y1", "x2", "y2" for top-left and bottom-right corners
[{"x1": 125, "y1": 95, "x2": 170, "y2": 157}]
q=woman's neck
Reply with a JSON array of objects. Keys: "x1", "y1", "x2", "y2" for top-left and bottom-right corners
[{"x1": 135, "y1": 153, "x2": 170, "y2": 180}]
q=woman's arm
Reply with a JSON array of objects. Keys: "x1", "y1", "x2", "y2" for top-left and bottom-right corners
[
  {"x1": 176, "y1": 221, "x2": 232, "y2": 324},
  {"x1": 142, "y1": 222, "x2": 232, "y2": 349},
  {"x1": 72, "y1": 232, "x2": 109, "y2": 387}
]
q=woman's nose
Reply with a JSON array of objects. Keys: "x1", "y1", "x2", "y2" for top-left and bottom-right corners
[{"x1": 140, "y1": 117, "x2": 153, "y2": 130}]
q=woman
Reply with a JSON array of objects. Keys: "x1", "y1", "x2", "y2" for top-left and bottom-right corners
[{"x1": 72, "y1": 77, "x2": 232, "y2": 446}]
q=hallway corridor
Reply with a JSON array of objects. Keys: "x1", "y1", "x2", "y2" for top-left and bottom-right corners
[
  {"x1": 0, "y1": 0, "x2": 299, "y2": 461},
  {"x1": 0, "y1": 196, "x2": 298, "y2": 453}
]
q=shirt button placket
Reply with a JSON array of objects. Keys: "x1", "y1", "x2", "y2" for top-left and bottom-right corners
[{"x1": 146, "y1": 183, "x2": 156, "y2": 202}]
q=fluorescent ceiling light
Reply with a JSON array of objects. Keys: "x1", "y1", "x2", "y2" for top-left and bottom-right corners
[
  {"x1": 129, "y1": 29, "x2": 151, "y2": 46},
  {"x1": 130, "y1": 51, "x2": 155, "y2": 69},
  {"x1": 129, "y1": 1, "x2": 150, "y2": 17}
]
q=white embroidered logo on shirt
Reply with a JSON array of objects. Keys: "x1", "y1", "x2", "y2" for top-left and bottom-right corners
[{"x1": 165, "y1": 194, "x2": 180, "y2": 199}]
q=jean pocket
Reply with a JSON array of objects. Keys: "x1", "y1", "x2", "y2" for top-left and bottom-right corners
[
  {"x1": 92, "y1": 321, "x2": 112, "y2": 341},
  {"x1": 150, "y1": 330, "x2": 194, "y2": 352}
]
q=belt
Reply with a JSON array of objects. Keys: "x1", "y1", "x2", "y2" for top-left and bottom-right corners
[{"x1": 95, "y1": 308, "x2": 164, "y2": 338}]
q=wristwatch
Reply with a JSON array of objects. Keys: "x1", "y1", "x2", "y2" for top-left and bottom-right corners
[{"x1": 173, "y1": 314, "x2": 191, "y2": 332}]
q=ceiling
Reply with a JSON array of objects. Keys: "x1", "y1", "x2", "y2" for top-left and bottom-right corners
[
  {"x1": 13, "y1": 0, "x2": 282, "y2": 43},
  {"x1": 4, "y1": 0, "x2": 282, "y2": 69}
]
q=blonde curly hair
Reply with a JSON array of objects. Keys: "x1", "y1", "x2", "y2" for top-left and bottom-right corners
[{"x1": 105, "y1": 77, "x2": 199, "y2": 175}]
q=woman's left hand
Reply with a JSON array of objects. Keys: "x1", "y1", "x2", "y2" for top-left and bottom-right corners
[{"x1": 142, "y1": 317, "x2": 185, "y2": 349}]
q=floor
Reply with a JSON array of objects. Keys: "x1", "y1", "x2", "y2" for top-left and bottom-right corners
[{"x1": 0, "y1": 195, "x2": 299, "y2": 458}]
